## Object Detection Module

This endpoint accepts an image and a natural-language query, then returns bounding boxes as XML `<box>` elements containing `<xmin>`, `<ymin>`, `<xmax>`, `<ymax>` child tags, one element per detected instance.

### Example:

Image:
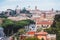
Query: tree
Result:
<box><xmin>0</xmin><ymin>11</ymin><xmax>7</xmax><ymax>18</ymax></box>
<box><xmin>2</xmin><ymin>19</ymin><xmax>35</xmax><ymax>36</ymax></box>
<box><xmin>45</xmin><ymin>14</ymin><xmax>60</xmax><ymax>40</ymax></box>
<box><xmin>2</xmin><ymin>19</ymin><xmax>14</xmax><ymax>36</ymax></box>
<box><xmin>18</xmin><ymin>29</ymin><xmax>25</xmax><ymax>35</ymax></box>
<box><xmin>24</xmin><ymin>19</ymin><xmax>35</xmax><ymax>24</ymax></box>
<box><xmin>54</xmin><ymin>14</ymin><xmax>60</xmax><ymax>21</ymax></box>
<box><xmin>20</xmin><ymin>7</ymin><xmax>27</xmax><ymax>13</ymax></box>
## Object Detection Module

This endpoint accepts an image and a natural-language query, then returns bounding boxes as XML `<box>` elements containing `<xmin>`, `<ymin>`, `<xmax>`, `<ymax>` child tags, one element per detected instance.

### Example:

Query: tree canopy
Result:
<box><xmin>45</xmin><ymin>14</ymin><xmax>60</xmax><ymax>40</ymax></box>
<box><xmin>2</xmin><ymin>19</ymin><xmax>35</xmax><ymax>36</ymax></box>
<box><xmin>25</xmin><ymin>37</ymin><xmax>39</xmax><ymax>40</ymax></box>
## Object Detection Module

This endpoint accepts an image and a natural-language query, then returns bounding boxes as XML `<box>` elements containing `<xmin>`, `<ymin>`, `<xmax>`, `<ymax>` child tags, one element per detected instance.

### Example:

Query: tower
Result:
<box><xmin>51</xmin><ymin>8</ymin><xmax>54</xmax><ymax>11</ymax></box>
<box><xmin>35</xmin><ymin>6</ymin><xmax>38</xmax><ymax>10</ymax></box>
<box><xmin>15</xmin><ymin>5</ymin><xmax>20</xmax><ymax>15</ymax></box>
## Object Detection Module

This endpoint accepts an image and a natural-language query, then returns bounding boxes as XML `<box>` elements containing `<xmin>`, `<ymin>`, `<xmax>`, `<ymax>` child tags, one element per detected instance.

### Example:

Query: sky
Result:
<box><xmin>0</xmin><ymin>0</ymin><xmax>60</xmax><ymax>11</ymax></box>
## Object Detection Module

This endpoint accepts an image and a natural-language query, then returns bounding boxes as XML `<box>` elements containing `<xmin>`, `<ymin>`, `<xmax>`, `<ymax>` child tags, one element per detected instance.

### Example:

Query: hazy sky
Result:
<box><xmin>0</xmin><ymin>0</ymin><xmax>60</xmax><ymax>11</ymax></box>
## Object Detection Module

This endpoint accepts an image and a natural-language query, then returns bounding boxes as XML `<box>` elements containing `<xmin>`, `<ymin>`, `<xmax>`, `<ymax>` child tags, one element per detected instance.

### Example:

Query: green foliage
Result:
<box><xmin>24</xmin><ymin>19</ymin><xmax>35</xmax><ymax>24</ymax></box>
<box><xmin>0</xmin><ymin>15</ymin><xmax>7</xmax><ymax>18</ymax></box>
<box><xmin>25</xmin><ymin>37</ymin><xmax>39</xmax><ymax>40</ymax></box>
<box><xmin>45</xmin><ymin>27</ymin><xmax>58</xmax><ymax>34</ymax></box>
<box><xmin>0</xmin><ymin>11</ymin><xmax>8</xmax><ymax>18</ymax></box>
<box><xmin>18</xmin><ymin>29</ymin><xmax>25</xmax><ymax>35</ymax></box>
<box><xmin>37</xmin><ymin>27</ymin><xmax>43</xmax><ymax>32</ymax></box>
<box><xmin>54</xmin><ymin>14</ymin><xmax>60</xmax><ymax>21</ymax></box>
<box><xmin>45</xmin><ymin>14</ymin><xmax>60</xmax><ymax>40</ymax></box>
<box><xmin>16</xmin><ymin>20</ymin><xmax>29</xmax><ymax>27</ymax></box>
<box><xmin>2</xmin><ymin>19</ymin><xmax>35</xmax><ymax>36</ymax></box>
<box><xmin>2</xmin><ymin>19</ymin><xmax>14</xmax><ymax>36</ymax></box>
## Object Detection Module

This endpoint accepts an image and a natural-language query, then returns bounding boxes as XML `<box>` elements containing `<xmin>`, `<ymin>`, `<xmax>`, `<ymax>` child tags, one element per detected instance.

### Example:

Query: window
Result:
<box><xmin>32</xmin><ymin>26</ymin><xmax>35</xmax><ymax>28</ymax></box>
<box><xmin>42</xmin><ymin>25</ymin><xmax>47</xmax><ymax>28</ymax></box>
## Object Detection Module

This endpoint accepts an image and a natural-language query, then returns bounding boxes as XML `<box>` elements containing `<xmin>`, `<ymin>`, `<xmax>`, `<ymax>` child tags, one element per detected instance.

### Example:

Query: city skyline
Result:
<box><xmin>0</xmin><ymin>0</ymin><xmax>60</xmax><ymax>11</ymax></box>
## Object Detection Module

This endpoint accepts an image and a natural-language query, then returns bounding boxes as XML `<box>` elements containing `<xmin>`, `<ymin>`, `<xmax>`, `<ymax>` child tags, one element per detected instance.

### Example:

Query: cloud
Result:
<box><xmin>0</xmin><ymin>0</ymin><xmax>60</xmax><ymax>11</ymax></box>
<box><xmin>0</xmin><ymin>5</ymin><xmax>16</xmax><ymax>11</ymax></box>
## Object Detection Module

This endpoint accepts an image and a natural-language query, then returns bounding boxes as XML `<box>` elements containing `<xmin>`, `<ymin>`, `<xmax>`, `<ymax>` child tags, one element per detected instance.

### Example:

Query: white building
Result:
<box><xmin>25</xmin><ymin>24</ymin><xmax>37</xmax><ymax>32</ymax></box>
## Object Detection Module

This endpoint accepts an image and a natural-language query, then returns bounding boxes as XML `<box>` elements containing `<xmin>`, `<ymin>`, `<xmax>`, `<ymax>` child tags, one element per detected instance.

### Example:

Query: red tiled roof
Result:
<box><xmin>27</xmin><ymin>31</ymin><xmax>35</xmax><ymax>35</ymax></box>
<box><xmin>27</xmin><ymin>31</ymin><xmax>48</xmax><ymax>36</ymax></box>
